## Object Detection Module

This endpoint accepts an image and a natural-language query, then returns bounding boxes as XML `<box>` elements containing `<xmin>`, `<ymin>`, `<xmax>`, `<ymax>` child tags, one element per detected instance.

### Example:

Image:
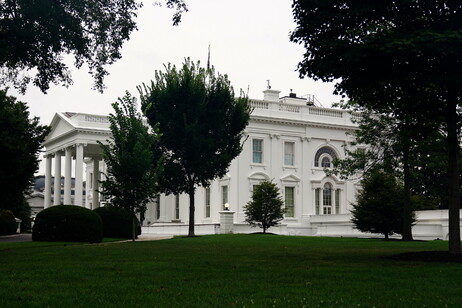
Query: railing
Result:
<box><xmin>279</xmin><ymin>104</ymin><xmax>300</xmax><ymax>113</ymax></box>
<box><xmin>249</xmin><ymin>99</ymin><xmax>269</xmax><ymax>110</ymax></box>
<box><xmin>84</xmin><ymin>115</ymin><xmax>109</xmax><ymax>123</ymax></box>
<box><xmin>250</xmin><ymin>99</ymin><xmax>353</xmax><ymax>122</ymax></box>
<box><xmin>309</xmin><ymin>108</ymin><xmax>343</xmax><ymax>118</ymax></box>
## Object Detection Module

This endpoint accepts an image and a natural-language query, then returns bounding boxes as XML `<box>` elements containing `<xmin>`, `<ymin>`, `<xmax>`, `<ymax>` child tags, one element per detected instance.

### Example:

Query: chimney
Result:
<box><xmin>263</xmin><ymin>89</ymin><xmax>281</xmax><ymax>102</ymax></box>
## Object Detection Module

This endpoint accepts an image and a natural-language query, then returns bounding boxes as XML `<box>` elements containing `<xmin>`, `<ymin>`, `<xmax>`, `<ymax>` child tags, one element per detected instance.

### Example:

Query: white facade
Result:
<box><xmin>42</xmin><ymin>89</ymin><xmax>461</xmax><ymax>239</ymax></box>
<box><xmin>143</xmin><ymin>89</ymin><xmax>360</xmax><ymax>229</ymax></box>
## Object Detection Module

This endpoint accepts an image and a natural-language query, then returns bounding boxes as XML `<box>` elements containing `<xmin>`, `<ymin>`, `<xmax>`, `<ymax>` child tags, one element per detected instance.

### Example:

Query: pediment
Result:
<box><xmin>44</xmin><ymin>113</ymin><xmax>76</xmax><ymax>145</ymax></box>
<box><xmin>280</xmin><ymin>174</ymin><xmax>301</xmax><ymax>183</ymax></box>
<box><xmin>248</xmin><ymin>171</ymin><xmax>270</xmax><ymax>180</ymax></box>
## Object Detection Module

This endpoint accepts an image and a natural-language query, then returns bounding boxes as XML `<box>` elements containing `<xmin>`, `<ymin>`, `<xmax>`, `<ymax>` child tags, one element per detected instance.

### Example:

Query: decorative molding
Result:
<box><xmin>270</xmin><ymin>133</ymin><xmax>280</xmax><ymax>139</ymax></box>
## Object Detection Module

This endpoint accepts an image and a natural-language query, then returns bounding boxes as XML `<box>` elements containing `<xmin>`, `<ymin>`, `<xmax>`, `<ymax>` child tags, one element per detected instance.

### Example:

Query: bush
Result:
<box><xmin>244</xmin><ymin>180</ymin><xmax>285</xmax><ymax>234</ymax></box>
<box><xmin>32</xmin><ymin>205</ymin><xmax>102</xmax><ymax>243</ymax></box>
<box><xmin>0</xmin><ymin>210</ymin><xmax>17</xmax><ymax>235</ymax></box>
<box><xmin>94</xmin><ymin>206</ymin><xmax>141</xmax><ymax>239</ymax></box>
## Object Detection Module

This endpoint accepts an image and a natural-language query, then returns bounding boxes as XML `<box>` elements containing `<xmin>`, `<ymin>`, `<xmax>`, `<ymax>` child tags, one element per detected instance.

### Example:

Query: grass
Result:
<box><xmin>0</xmin><ymin>235</ymin><xmax>460</xmax><ymax>307</ymax></box>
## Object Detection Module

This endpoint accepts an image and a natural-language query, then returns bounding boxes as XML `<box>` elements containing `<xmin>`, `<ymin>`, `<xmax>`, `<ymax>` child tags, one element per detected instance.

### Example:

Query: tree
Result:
<box><xmin>291</xmin><ymin>0</ymin><xmax>462</xmax><ymax>254</ymax></box>
<box><xmin>99</xmin><ymin>92</ymin><xmax>163</xmax><ymax>241</ymax></box>
<box><xmin>0</xmin><ymin>0</ymin><xmax>188</xmax><ymax>93</ymax></box>
<box><xmin>140</xmin><ymin>59</ymin><xmax>250</xmax><ymax>237</ymax></box>
<box><xmin>330</xmin><ymin>105</ymin><xmax>440</xmax><ymax>241</ymax></box>
<box><xmin>244</xmin><ymin>180</ymin><xmax>285</xmax><ymax>234</ymax></box>
<box><xmin>0</xmin><ymin>89</ymin><xmax>49</xmax><ymax>219</ymax></box>
<box><xmin>351</xmin><ymin>169</ymin><xmax>414</xmax><ymax>239</ymax></box>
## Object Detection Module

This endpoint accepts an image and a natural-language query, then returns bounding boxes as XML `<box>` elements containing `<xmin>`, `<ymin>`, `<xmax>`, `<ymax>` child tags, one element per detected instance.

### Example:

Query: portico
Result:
<box><xmin>42</xmin><ymin>112</ymin><xmax>111</xmax><ymax>209</ymax></box>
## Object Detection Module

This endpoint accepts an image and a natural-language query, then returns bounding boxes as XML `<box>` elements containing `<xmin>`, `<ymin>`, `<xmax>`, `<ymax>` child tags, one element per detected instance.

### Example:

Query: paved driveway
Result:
<box><xmin>0</xmin><ymin>234</ymin><xmax>32</xmax><ymax>242</ymax></box>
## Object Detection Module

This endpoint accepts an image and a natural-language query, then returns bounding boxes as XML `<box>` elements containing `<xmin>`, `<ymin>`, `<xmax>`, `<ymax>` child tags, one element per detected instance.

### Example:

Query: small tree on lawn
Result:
<box><xmin>99</xmin><ymin>92</ymin><xmax>163</xmax><ymax>241</ymax></box>
<box><xmin>351</xmin><ymin>169</ymin><xmax>414</xmax><ymax>239</ymax></box>
<box><xmin>244</xmin><ymin>180</ymin><xmax>284</xmax><ymax>234</ymax></box>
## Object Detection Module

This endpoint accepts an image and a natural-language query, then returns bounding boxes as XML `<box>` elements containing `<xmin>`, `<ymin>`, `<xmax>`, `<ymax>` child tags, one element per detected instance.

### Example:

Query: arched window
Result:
<box><xmin>323</xmin><ymin>183</ymin><xmax>332</xmax><ymax>215</ymax></box>
<box><xmin>314</xmin><ymin>146</ymin><xmax>337</xmax><ymax>167</ymax></box>
<box><xmin>321</xmin><ymin>156</ymin><xmax>331</xmax><ymax>168</ymax></box>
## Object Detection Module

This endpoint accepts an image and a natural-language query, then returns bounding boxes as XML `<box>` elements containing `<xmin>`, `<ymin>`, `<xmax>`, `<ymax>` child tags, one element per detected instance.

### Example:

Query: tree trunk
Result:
<box><xmin>384</xmin><ymin>232</ymin><xmax>389</xmax><ymax>240</ymax></box>
<box><xmin>132</xmin><ymin>216</ymin><xmax>136</xmax><ymax>242</ymax></box>
<box><xmin>188</xmin><ymin>183</ymin><xmax>196</xmax><ymax>237</ymax></box>
<box><xmin>446</xmin><ymin>94</ymin><xmax>461</xmax><ymax>254</ymax></box>
<box><xmin>402</xmin><ymin>137</ymin><xmax>413</xmax><ymax>241</ymax></box>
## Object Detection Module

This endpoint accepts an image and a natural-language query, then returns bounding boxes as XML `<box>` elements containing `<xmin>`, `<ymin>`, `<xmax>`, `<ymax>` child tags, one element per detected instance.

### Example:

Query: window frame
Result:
<box><xmin>284</xmin><ymin>186</ymin><xmax>295</xmax><ymax>218</ymax></box>
<box><xmin>252</xmin><ymin>138</ymin><xmax>264</xmax><ymax>164</ymax></box>
<box><xmin>284</xmin><ymin>141</ymin><xmax>295</xmax><ymax>166</ymax></box>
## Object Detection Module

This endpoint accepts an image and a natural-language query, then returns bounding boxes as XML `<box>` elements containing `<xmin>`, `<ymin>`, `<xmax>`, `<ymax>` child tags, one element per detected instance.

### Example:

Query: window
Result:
<box><xmin>335</xmin><ymin>189</ymin><xmax>341</xmax><ymax>214</ymax></box>
<box><xmin>323</xmin><ymin>183</ymin><xmax>332</xmax><ymax>215</ymax></box>
<box><xmin>285</xmin><ymin>187</ymin><xmax>295</xmax><ymax>217</ymax></box>
<box><xmin>321</xmin><ymin>156</ymin><xmax>331</xmax><ymax>168</ymax></box>
<box><xmin>284</xmin><ymin>142</ymin><xmax>295</xmax><ymax>166</ymax></box>
<box><xmin>205</xmin><ymin>187</ymin><xmax>211</xmax><ymax>218</ymax></box>
<box><xmin>252</xmin><ymin>139</ymin><xmax>263</xmax><ymax>164</ymax></box>
<box><xmin>222</xmin><ymin>185</ymin><xmax>228</xmax><ymax>210</ymax></box>
<box><xmin>315</xmin><ymin>188</ymin><xmax>321</xmax><ymax>215</ymax></box>
<box><xmin>314</xmin><ymin>146</ymin><xmax>337</xmax><ymax>167</ymax></box>
<box><xmin>175</xmin><ymin>195</ymin><xmax>180</xmax><ymax>220</ymax></box>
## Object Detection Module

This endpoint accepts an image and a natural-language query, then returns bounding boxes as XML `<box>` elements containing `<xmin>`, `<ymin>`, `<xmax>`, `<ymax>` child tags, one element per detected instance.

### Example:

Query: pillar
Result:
<box><xmin>53</xmin><ymin>151</ymin><xmax>62</xmax><ymax>205</ymax></box>
<box><xmin>74</xmin><ymin>144</ymin><xmax>84</xmax><ymax>206</ymax></box>
<box><xmin>44</xmin><ymin>154</ymin><xmax>53</xmax><ymax>209</ymax></box>
<box><xmin>92</xmin><ymin>157</ymin><xmax>100</xmax><ymax>209</ymax></box>
<box><xmin>219</xmin><ymin>210</ymin><xmax>235</xmax><ymax>234</ymax></box>
<box><xmin>64</xmin><ymin>147</ymin><xmax>72</xmax><ymax>204</ymax></box>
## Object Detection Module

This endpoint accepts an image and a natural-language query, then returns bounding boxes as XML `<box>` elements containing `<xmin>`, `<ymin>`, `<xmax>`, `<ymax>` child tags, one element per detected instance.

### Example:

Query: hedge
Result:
<box><xmin>0</xmin><ymin>210</ymin><xmax>17</xmax><ymax>235</ymax></box>
<box><xmin>32</xmin><ymin>205</ymin><xmax>102</xmax><ymax>243</ymax></box>
<box><xmin>94</xmin><ymin>206</ymin><xmax>141</xmax><ymax>239</ymax></box>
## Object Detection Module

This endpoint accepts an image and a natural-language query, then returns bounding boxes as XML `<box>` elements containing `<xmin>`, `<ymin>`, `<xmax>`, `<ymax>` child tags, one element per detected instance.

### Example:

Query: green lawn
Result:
<box><xmin>0</xmin><ymin>235</ymin><xmax>460</xmax><ymax>307</ymax></box>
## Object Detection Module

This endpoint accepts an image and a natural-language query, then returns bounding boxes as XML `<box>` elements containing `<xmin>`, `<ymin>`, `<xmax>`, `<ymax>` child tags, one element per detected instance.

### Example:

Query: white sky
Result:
<box><xmin>10</xmin><ymin>0</ymin><xmax>341</xmax><ymax>126</ymax></box>
<box><xmin>10</xmin><ymin>0</ymin><xmax>343</xmax><ymax>175</ymax></box>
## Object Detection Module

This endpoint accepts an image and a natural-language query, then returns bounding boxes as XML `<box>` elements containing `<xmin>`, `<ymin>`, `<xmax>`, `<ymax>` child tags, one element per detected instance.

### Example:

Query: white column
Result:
<box><xmin>53</xmin><ymin>151</ymin><xmax>62</xmax><ymax>205</ymax></box>
<box><xmin>92</xmin><ymin>157</ymin><xmax>100</xmax><ymax>209</ymax></box>
<box><xmin>64</xmin><ymin>147</ymin><xmax>72</xmax><ymax>204</ymax></box>
<box><xmin>44</xmin><ymin>154</ymin><xmax>53</xmax><ymax>209</ymax></box>
<box><xmin>74</xmin><ymin>144</ymin><xmax>84</xmax><ymax>206</ymax></box>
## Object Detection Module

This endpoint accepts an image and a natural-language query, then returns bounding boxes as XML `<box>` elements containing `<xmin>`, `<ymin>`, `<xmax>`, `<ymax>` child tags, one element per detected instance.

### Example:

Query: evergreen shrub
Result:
<box><xmin>94</xmin><ymin>206</ymin><xmax>140</xmax><ymax>239</ymax></box>
<box><xmin>32</xmin><ymin>205</ymin><xmax>102</xmax><ymax>243</ymax></box>
<box><xmin>0</xmin><ymin>210</ymin><xmax>17</xmax><ymax>235</ymax></box>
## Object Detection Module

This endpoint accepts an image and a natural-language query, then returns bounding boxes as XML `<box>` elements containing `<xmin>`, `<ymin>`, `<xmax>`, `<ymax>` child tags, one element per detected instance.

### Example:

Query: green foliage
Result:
<box><xmin>140</xmin><ymin>58</ymin><xmax>251</xmax><ymax>236</ymax></box>
<box><xmin>291</xmin><ymin>0</ymin><xmax>462</xmax><ymax>252</ymax></box>
<box><xmin>32</xmin><ymin>205</ymin><xmax>102</xmax><ymax>243</ymax></box>
<box><xmin>14</xmin><ymin>197</ymin><xmax>32</xmax><ymax>233</ymax></box>
<box><xmin>0</xmin><ymin>0</ymin><xmax>188</xmax><ymax>93</ymax></box>
<box><xmin>0</xmin><ymin>209</ymin><xmax>17</xmax><ymax>235</ymax></box>
<box><xmin>94</xmin><ymin>206</ymin><xmax>140</xmax><ymax>239</ymax></box>
<box><xmin>99</xmin><ymin>92</ymin><xmax>162</xmax><ymax>241</ymax></box>
<box><xmin>244</xmin><ymin>181</ymin><xmax>284</xmax><ymax>233</ymax></box>
<box><xmin>351</xmin><ymin>170</ymin><xmax>415</xmax><ymax>239</ymax></box>
<box><xmin>0</xmin><ymin>90</ymin><xmax>49</xmax><ymax>218</ymax></box>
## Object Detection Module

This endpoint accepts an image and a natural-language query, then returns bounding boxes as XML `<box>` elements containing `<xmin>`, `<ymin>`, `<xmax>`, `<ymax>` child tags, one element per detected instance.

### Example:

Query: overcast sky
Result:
<box><xmin>10</xmin><ymin>0</ymin><xmax>341</xmax><ymax>127</ymax></box>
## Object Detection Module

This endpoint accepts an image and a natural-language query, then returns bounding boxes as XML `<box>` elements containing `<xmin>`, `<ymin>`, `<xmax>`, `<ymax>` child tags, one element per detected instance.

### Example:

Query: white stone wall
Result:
<box><xmin>150</xmin><ymin>90</ymin><xmax>359</xmax><ymax>228</ymax></box>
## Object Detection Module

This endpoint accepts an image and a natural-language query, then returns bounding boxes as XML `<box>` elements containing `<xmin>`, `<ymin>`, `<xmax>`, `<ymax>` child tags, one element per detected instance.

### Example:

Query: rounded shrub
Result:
<box><xmin>0</xmin><ymin>210</ymin><xmax>17</xmax><ymax>235</ymax></box>
<box><xmin>32</xmin><ymin>205</ymin><xmax>102</xmax><ymax>243</ymax></box>
<box><xmin>94</xmin><ymin>206</ymin><xmax>140</xmax><ymax>239</ymax></box>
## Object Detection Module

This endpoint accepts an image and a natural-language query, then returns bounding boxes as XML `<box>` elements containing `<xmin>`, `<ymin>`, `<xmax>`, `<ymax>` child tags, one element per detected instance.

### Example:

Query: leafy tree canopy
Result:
<box><xmin>140</xmin><ymin>58</ymin><xmax>250</xmax><ymax>236</ymax></box>
<box><xmin>0</xmin><ymin>0</ymin><xmax>188</xmax><ymax>93</ymax></box>
<box><xmin>99</xmin><ymin>92</ymin><xmax>163</xmax><ymax>240</ymax></box>
<box><xmin>291</xmin><ymin>0</ymin><xmax>462</xmax><ymax>252</ymax></box>
<box><xmin>0</xmin><ymin>89</ymin><xmax>49</xmax><ymax>215</ymax></box>
<box><xmin>351</xmin><ymin>169</ymin><xmax>415</xmax><ymax>239</ymax></box>
<box><xmin>244</xmin><ymin>180</ymin><xmax>285</xmax><ymax>234</ymax></box>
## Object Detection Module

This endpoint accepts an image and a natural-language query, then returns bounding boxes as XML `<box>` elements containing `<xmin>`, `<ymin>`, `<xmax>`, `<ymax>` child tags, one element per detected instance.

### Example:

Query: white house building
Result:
<box><xmin>42</xmin><ymin>88</ymin><xmax>460</xmax><ymax>240</ymax></box>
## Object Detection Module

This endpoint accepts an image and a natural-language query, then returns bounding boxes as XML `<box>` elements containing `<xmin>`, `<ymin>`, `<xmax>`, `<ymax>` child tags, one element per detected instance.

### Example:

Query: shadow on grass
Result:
<box><xmin>386</xmin><ymin>251</ymin><xmax>462</xmax><ymax>263</ymax></box>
